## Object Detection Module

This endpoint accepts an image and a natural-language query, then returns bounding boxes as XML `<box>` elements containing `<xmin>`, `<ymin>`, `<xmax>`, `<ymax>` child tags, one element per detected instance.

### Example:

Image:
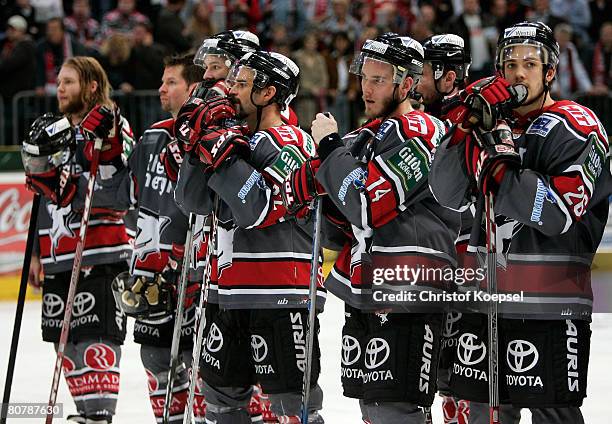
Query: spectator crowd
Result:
<box><xmin>0</xmin><ymin>0</ymin><xmax>611</xmax><ymax>142</ymax></box>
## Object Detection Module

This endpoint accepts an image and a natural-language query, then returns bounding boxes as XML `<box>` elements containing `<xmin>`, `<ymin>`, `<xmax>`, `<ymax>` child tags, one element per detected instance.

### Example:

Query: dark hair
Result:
<box><xmin>46</xmin><ymin>17</ymin><xmax>65</xmax><ymax>32</ymax></box>
<box><xmin>164</xmin><ymin>54</ymin><xmax>204</xmax><ymax>85</ymax></box>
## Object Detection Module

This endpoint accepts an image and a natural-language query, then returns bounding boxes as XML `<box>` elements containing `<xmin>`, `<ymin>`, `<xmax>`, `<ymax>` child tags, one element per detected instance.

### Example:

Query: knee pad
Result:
<box><xmin>203</xmin><ymin>383</ymin><xmax>252</xmax><ymax>424</ymax></box>
<box><xmin>363</xmin><ymin>401</ymin><xmax>423</xmax><ymax>424</ymax></box>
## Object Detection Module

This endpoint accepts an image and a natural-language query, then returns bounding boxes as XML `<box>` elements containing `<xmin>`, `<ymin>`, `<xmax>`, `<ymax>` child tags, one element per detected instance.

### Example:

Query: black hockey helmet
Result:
<box><xmin>227</xmin><ymin>50</ymin><xmax>300</xmax><ymax>110</ymax></box>
<box><xmin>194</xmin><ymin>30</ymin><xmax>260</xmax><ymax>69</ymax></box>
<box><xmin>21</xmin><ymin>113</ymin><xmax>75</xmax><ymax>175</ymax></box>
<box><xmin>496</xmin><ymin>21</ymin><xmax>559</xmax><ymax>72</ymax></box>
<box><xmin>422</xmin><ymin>34</ymin><xmax>471</xmax><ymax>85</ymax></box>
<box><xmin>350</xmin><ymin>32</ymin><xmax>425</xmax><ymax>84</ymax></box>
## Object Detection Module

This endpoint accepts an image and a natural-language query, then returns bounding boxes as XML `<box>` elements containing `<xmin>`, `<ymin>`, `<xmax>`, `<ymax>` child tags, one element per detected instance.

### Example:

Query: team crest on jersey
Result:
<box><xmin>134</xmin><ymin>209</ymin><xmax>171</xmax><ymax>262</ymax></box>
<box><xmin>47</xmin><ymin>203</ymin><xmax>76</xmax><ymax>261</ymax></box>
<box><xmin>526</xmin><ymin>115</ymin><xmax>559</xmax><ymax>137</ymax></box>
<box><xmin>375</xmin><ymin>120</ymin><xmax>395</xmax><ymax>141</ymax></box>
<box><xmin>249</xmin><ymin>133</ymin><xmax>266</xmax><ymax>151</ymax></box>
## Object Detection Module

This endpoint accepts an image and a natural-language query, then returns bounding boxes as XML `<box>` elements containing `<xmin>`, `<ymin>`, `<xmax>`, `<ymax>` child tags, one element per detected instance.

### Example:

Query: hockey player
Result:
<box><xmin>428</xmin><ymin>21</ymin><xmax>612</xmax><ymax>424</ymax></box>
<box><xmin>285</xmin><ymin>33</ymin><xmax>459</xmax><ymax>423</ymax></box>
<box><xmin>417</xmin><ymin>34</ymin><xmax>472</xmax><ymax>424</ymax></box>
<box><xmin>111</xmin><ymin>53</ymin><xmax>205</xmax><ymax>423</ymax></box>
<box><xmin>175</xmin><ymin>50</ymin><xmax>325</xmax><ymax>423</ymax></box>
<box><xmin>22</xmin><ymin>56</ymin><xmax>133</xmax><ymax>424</ymax></box>
<box><xmin>170</xmin><ymin>31</ymin><xmax>280</xmax><ymax>423</ymax></box>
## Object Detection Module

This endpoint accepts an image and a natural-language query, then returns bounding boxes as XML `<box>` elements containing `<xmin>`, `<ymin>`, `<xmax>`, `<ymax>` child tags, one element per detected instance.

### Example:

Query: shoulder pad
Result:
<box><xmin>150</xmin><ymin>118</ymin><xmax>175</xmax><ymax>133</ymax></box>
<box><xmin>249</xmin><ymin>131</ymin><xmax>271</xmax><ymax>151</ymax></box>
<box><xmin>548</xmin><ymin>100</ymin><xmax>607</xmax><ymax>140</ymax></box>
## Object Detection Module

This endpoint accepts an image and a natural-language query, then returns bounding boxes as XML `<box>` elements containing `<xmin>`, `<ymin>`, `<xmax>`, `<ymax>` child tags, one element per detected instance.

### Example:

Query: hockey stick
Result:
<box><xmin>46</xmin><ymin>137</ymin><xmax>104</xmax><ymax>423</ymax></box>
<box><xmin>183</xmin><ymin>199</ymin><xmax>219</xmax><ymax>424</ymax></box>
<box><xmin>1</xmin><ymin>194</ymin><xmax>40</xmax><ymax>424</ymax></box>
<box><xmin>162</xmin><ymin>213</ymin><xmax>196</xmax><ymax>424</ymax></box>
<box><xmin>485</xmin><ymin>189</ymin><xmax>500</xmax><ymax>424</ymax></box>
<box><xmin>300</xmin><ymin>198</ymin><xmax>323</xmax><ymax>423</ymax></box>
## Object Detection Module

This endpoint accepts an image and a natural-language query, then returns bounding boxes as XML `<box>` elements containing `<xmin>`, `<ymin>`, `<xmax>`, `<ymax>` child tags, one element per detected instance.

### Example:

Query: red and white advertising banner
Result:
<box><xmin>0</xmin><ymin>173</ymin><xmax>32</xmax><ymax>274</ymax></box>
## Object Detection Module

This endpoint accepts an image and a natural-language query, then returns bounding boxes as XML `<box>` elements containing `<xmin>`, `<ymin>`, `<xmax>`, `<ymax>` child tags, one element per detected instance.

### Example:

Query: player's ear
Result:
<box><xmin>264</xmin><ymin>85</ymin><xmax>277</xmax><ymax>102</ymax></box>
<box><xmin>402</xmin><ymin>76</ymin><xmax>414</xmax><ymax>96</ymax></box>
<box><xmin>545</xmin><ymin>66</ymin><xmax>556</xmax><ymax>85</ymax></box>
<box><xmin>445</xmin><ymin>70</ymin><xmax>456</xmax><ymax>85</ymax></box>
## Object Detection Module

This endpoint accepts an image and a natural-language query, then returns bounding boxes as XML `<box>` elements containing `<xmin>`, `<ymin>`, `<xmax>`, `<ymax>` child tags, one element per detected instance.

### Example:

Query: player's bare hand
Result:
<box><xmin>28</xmin><ymin>254</ymin><xmax>43</xmax><ymax>290</ymax></box>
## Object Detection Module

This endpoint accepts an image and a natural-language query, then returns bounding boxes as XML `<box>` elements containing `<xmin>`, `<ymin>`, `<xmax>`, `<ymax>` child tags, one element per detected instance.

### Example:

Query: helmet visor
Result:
<box><xmin>21</xmin><ymin>146</ymin><xmax>72</xmax><ymax>175</ymax></box>
<box><xmin>350</xmin><ymin>53</ymin><xmax>406</xmax><ymax>84</ymax></box>
<box><xmin>194</xmin><ymin>41</ymin><xmax>234</xmax><ymax>69</ymax></box>
<box><xmin>226</xmin><ymin>64</ymin><xmax>267</xmax><ymax>90</ymax></box>
<box><xmin>498</xmin><ymin>40</ymin><xmax>554</xmax><ymax>69</ymax></box>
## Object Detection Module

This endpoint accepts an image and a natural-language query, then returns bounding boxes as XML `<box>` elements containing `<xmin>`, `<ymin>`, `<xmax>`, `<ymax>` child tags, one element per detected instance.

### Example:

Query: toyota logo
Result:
<box><xmin>443</xmin><ymin>311</ymin><xmax>462</xmax><ymax>338</ymax></box>
<box><xmin>206</xmin><ymin>323</ymin><xmax>224</xmax><ymax>353</ymax></box>
<box><xmin>364</xmin><ymin>338</ymin><xmax>390</xmax><ymax>370</ymax></box>
<box><xmin>457</xmin><ymin>333</ymin><xmax>486</xmax><ymax>366</ymax></box>
<box><xmin>506</xmin><ymin>340</ymin><xmax>539</xmax><ymax>373</ymax></box>
<box><xmin>43</xmin><ymin>293</ymin><xmax>64</xmax><ymax>318</ymax></box>
<box><xmin>251</xmin><ymin>335</ymin><xmax>268</xmax><ymax>363</ymax></box>
<box><xmin>341</xmin><ymin>335</ymin><xmax>361</xmax><ymax>366</ymax></box>
<box><xmin>72</xmin><ymin>292</ymin><xmax>96</xmax><ymax>317</ymax></box>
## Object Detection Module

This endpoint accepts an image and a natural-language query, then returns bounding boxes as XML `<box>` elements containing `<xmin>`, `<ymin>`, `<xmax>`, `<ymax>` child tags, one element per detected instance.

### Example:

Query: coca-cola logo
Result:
<box><xmin>0</xmin><ymin>188</ymin><xmax>31</xmax><ymax>235</ymax></box>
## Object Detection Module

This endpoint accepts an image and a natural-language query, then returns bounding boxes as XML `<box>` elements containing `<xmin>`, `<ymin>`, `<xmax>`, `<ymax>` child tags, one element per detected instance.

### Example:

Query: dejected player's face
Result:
<box><xmin>416</xmin><ymin>62</ymin><xmax>438</xmax><ymax>106</ymax></box>
<box><xmin>159</xmin><ymin>65</ymin><xmax>191</xmax><ymax>117</ymax></box>
<box><xmin>57</xmin><ymin>65</ymin><xmax>84</xmax><ymax>115</ymax></box>
<box><xmin>202</xmin><ymin>55</ymin><xmax>231</xmax><ymax>80</ymax></box>
<box><xmin>360</xmin><ymin>58</ymin><xmax>396</xmax><ymax>119</ymax></box>
<box><xmin>502</xmin><ymin>45</ymin><xmax>552</xmax><ymax>107</ymax></box>
<box><xmin>228</xmin><ymin>67</ymin><xmax>257</xmax><ymax>120</ymax></box>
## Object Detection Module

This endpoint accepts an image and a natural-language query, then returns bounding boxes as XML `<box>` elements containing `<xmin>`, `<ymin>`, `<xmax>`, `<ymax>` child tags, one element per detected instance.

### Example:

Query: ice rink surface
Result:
<box><xmin>1</xmin><ymin>293</ymin><xmax>610</xmax><ymax>423</ymax></box>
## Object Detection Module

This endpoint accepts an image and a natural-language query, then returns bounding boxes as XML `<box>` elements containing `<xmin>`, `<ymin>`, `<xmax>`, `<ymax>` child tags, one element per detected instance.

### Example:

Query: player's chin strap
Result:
<box><xmin>250</xmin><ymin>89</ymin><xmax>276</xmax><ymax>134</ymax></box>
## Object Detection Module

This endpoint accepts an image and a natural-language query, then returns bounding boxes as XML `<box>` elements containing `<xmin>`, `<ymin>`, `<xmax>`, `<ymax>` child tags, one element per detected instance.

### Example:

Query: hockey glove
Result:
<box><xmin>190</xmin><ymin>96</ymin><xmax>237</xmax><ymax>129</ymax></box>
<box><xmin>160</xmin><ymin>140</ymin><xmax>184</xmax><ymax>182</ymax></box>
<box><xmin>112</xmin><ymin>272</ymin><xmax>174</xmax><ymax>319</ymax></box>
<box><xmin>26</xmin><ymin>172</ymin><xmax>77</xmax><ymax>207</ymax></box>
<box><xmin>466</xmin><ymin>121</ymin><xmax>520</xmax><ymax>194</ymax></box>
<box><xmin>454</xmin><ymin>76</ymin><xmax>525</xmax><ymax>131</ymax></box>
<box><xmin>175</xmin><ymin>96</ymin><xmax>205</xmax><ymax>152</ymax></box>
<box><xmin>282</xmin><ymin>158</ymin><xmax>326</xmax><ymax>215</ymax></box>
<box><xmin>196</xmin><ymin>125</ymin><xmax>250</xmax><ymax>169</ymax></box>
<box><xmin>82</xmin><ymin>105</ymin><xmax>123</xmax><ymax>162</ymax></box>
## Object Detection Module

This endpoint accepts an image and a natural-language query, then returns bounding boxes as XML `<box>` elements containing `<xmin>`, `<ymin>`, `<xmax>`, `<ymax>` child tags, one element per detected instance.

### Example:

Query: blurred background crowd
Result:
<box><xmin>0</xmin><ymin>0</ymin><xmax>611</xmax><ymax>144</ymax></box>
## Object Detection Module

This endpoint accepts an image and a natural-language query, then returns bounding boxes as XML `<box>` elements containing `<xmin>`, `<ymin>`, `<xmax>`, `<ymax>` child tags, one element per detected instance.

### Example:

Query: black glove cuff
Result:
<box><xmin>318</xmin><ymin>133</ymin><xmax>344</xmax><ymax>162</ymax></box>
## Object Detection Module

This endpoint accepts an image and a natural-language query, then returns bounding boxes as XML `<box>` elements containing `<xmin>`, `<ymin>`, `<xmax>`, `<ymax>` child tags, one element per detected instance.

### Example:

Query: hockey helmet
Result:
<box><xmin>227</xmin><ymin>50</ymin><xmax>300</xmax><ymax>110</ymax></box>
<box><xmin>350</xmin><ymin>32</ymin><xmax>425</xmax><ymax>84</ymax></box>
<box><xmin>194</xmin><ymin>30</ymin><xmax>260</xmax><ymax>70</ymax></box>
<box><xmin>496</xmin><ymin>21</ymin><xmax>559</xmax><ymax>72</ymax></box>
<box><xmin>21</xmin><ymin>113</ymin><xmax>75</xmax><ymax>175</ymax></box>
<box><xmin>422</xmin><ymin>34</ymin><xmax>471</xmax><ymax>85</ymax></box>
